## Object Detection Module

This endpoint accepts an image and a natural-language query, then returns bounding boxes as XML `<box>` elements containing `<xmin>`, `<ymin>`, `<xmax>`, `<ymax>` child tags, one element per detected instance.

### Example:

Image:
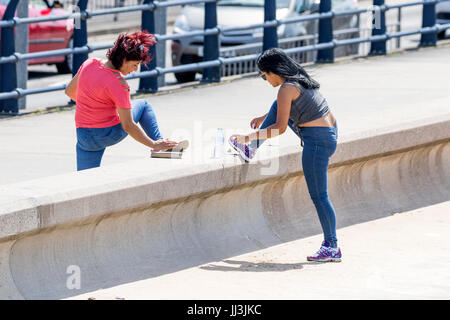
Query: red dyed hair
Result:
<box><xmin>107</xmin><ymin>30</ymin><xmax>157</xmax><ymax>70</ymax></box>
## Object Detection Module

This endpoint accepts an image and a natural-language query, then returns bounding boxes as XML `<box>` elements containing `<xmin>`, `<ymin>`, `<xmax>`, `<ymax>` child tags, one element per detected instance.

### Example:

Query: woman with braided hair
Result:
<box><xmin>66</xmin><ymin>31</ymin><xmax>181</xmax><ymax>171</ymax></box>
<box><xmin>229</xmin><ymin>48</ymin><xmax>341</xmax><ymax>262</ymax></box>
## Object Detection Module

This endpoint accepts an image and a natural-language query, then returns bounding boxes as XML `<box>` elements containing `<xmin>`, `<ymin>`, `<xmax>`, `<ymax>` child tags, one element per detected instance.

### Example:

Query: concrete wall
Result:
<box><xmin>0</xmin><ymin>115</ymin><xmax>449</xmax><ymax>299</ymax></box>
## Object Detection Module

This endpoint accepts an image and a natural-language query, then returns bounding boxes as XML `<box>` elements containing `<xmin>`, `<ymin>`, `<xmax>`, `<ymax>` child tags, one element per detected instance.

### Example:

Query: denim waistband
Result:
<box><xmin>299</xmin><ymin>122</ymin><xmax>337</xmax><ymax>132</ymax></box>
<box><xmin>297</xmin><ymin>122</ymin><xmax>338</xmax><ymax>146</ymax></box>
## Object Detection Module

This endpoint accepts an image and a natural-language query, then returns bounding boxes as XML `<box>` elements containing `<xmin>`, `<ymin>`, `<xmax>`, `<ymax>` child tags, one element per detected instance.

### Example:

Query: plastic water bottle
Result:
<box><xmin>213</xmin><ymin>128</ymin><xmax>225</xmax><ymax>158</ymax></box>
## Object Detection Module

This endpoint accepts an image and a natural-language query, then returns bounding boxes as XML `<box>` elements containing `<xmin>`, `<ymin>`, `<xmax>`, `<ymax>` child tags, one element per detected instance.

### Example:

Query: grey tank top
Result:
<box><xmin>284</xmin><ymin>81</ymin><xmax>330</xmax><ymax>127</ymax></box>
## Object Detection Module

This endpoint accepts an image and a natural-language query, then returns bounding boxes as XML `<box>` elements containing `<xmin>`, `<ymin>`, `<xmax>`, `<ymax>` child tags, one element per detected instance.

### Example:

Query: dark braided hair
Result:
<box><xmin>257</xmin><ymin>48</ymin><xmax>320</xmax><ymax>89</ymax></box>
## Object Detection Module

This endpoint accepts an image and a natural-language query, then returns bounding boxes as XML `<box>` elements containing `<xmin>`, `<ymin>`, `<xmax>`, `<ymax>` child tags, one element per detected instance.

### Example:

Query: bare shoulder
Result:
<box><xmin>279</xmin><ymin>82</ymin><xmax>301</xmax><ymax>99</ymax></box>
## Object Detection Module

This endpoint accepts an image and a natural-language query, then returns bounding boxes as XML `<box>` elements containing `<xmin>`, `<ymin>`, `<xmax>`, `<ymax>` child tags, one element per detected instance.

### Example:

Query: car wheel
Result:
<box><xmin>174</xmin><ymin>54</ymin><xmax>200</xmax><ymax>83</ymax></box>
<box><xmin>437</xmin><ymin>30</ymin><xmax>446</xmax><ymax>40</ymax></box>
<box><xmin>346</xmin><ymin>31</ymin><xmax>360</xmax><ymax>56</ymax></box>
<box><xmin>56</xmin><ymin>37</ymin><xmax>73</xmax><ymax>74</ymax></box>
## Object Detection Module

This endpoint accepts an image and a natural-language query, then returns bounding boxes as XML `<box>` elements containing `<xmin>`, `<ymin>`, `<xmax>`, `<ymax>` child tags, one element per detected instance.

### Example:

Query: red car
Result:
<box><xmin>0</xmin><ymin>0</ymin><xmax>74</xmax><ymax>73</ymax></box>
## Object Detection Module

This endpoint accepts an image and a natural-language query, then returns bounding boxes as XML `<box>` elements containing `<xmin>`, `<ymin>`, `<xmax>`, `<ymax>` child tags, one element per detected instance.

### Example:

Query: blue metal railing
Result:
<box><xmin>1</xmin><ymin>0</ymin><xmax>450</xmax><ymax>114</ymax></box>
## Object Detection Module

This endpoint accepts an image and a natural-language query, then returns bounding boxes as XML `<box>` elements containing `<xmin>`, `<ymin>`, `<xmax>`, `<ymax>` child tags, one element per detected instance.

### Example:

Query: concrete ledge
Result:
<box><xmin>0</xmin><ymin>114</ymin><xmax>449</xmax><ymax>299</ymax></box>
<box><xmin>0</xmin><ymin>114</ymin><xmax>449</xmax><ymax>242</ymax></box>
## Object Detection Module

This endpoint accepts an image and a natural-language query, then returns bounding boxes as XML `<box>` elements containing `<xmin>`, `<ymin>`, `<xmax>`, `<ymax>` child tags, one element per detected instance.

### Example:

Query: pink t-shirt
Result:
<box><xmin>75</xmin><ymin>58</ymin><xmax>132</xmax><ymax>128</ymax></box>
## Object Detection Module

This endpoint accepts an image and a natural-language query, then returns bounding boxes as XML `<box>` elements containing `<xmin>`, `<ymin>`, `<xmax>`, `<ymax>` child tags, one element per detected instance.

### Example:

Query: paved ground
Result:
<box><xmin>1</xmin><ymin>43</ymin><xmax>449</xmax><ymax>186</ymax></box>
<box><xmin>17</xmin><ymin>0</ymin><xmax>439</xmax><ymax>112</ymax></box>
<box><xmin>67</xmin><ymin>200</ymin><xmax>450</xmax><ymax>300</ymax></box>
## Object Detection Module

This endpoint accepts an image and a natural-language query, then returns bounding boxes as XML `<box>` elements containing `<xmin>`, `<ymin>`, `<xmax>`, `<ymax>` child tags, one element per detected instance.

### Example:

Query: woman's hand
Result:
<box><xmin>152</xmin><ymin>139</ymin><xmax>178</xmax><ymax>151</ymax></box>
<box><xmin>250</xmin><ymin>116</ymin><xmax>265</xmax><ymax>129</ymax></box>
<box><xmin>230</xmin><ymin>134</ymin><xmax>250</xmax><ymax>144</ymax></box>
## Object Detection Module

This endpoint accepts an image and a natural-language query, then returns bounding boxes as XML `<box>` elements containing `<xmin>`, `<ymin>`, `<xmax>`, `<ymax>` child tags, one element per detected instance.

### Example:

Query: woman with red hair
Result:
<box><xmin>66</xmin><ymin>31</ymin><xmax>180</xmax><ymax>171</ymax></box>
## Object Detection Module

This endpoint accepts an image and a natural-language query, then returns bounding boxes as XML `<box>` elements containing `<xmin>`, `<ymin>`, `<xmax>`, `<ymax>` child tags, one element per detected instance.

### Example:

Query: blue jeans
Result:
<box><xmin>252</xmin><ymin>100</ymin><xmax>339</xmax><ymax>248</ymax></box>
<box><xmin>76</xmin><ymin>99</ymin><xmax>163</xmax><ymax>171</ymax></box>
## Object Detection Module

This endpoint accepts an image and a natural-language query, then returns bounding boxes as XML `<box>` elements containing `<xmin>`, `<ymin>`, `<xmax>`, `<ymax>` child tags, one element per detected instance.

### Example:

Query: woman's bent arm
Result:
<box><xmin>117</xmin><ymin>107</ymin><xmax>177</xmax><ymax>151</ymax></box>
<box><xmin>248</xmin><ymin>85</ymin><xmax>297</xmax><ymax>141</ymax></box>
<box><xmin>64</xmin><ymin>72</ymin><xmax>79</xmax><ymax>101</ymax></box>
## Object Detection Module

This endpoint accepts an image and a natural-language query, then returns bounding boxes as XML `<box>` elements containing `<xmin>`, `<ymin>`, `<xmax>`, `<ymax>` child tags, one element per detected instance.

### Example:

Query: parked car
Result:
<box><xmin>171</xmin><ymin>0</ymin><xmax>359</xmax><ymax>83</ymax></box>
<box><xmin>436</xmin><ymin>0</ymin><xmax>450</xmax><ymax>39</ymax></box>
<box><xmin>0</xmin><ymin>0</ymin><xmax>74</xmax><ymax>74</ymax></box>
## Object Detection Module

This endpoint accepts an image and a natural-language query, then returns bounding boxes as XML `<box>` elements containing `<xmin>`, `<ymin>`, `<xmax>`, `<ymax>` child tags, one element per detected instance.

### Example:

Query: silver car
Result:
<box><xmin>437</xmin><ymin>0</ymin><xmax>450</xmax><ymax>39</ymax></box>
<box><xmin>171</xmin><ymin>0</ymin><xmax>359</xmax><ymax>82</ymax></box>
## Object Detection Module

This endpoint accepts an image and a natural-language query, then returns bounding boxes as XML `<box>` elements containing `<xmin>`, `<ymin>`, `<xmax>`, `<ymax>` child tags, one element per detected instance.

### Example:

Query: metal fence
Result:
<box><xmin>60</xmin><ymin>0</ymin><xmax>142</xmax><ymax>10</ymax></box>
<box><xmin>217</xmin><ymin>11</ymin><xmax>403</xmax><ymax>77</ymax></box>
<box><xmin>1</xmin><ymin>0</ymin><xmax>450</xmax><ymax>115</ymax></box>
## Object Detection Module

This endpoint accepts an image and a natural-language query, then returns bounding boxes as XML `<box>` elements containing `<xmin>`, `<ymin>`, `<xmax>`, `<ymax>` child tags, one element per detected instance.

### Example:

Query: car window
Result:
<box><xmin>0</xmin><ymin>0</ymin><xmax>50</xmax><ymax>8</ymax></box>
<box><xmin>217</xmin><ymin>0</ymin><xmax>292</xmax><ymax>9</ymax></box>
<box><xmin>306</xmin><ymin>0</ymin><xmax>351</xmax><ymax>11</ymax></box>
<box><xmin>29</xmin><ymin>0</ymin><xmax>49</xmax><ymax>9</ymax></box>
<box><xmin>295</xmin><ymin>0</ymin><xmax>308</xmax><ymax>12</ymax></box>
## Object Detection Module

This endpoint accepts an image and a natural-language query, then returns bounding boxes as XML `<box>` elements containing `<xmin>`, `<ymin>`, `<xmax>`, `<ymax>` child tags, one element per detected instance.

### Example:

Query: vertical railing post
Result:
<box><xmin>263</xmin><ymin>0</ymin><xmax>278</xmax><ymax>51</ymax></box>
<box><xmin>420</xmin><ymin>0</ymin><xmax>437</xmax><ymax>47</ymax></box>
<box><xmin>114</xmin><ymin>0</ymin><xmax>126</xmax><ymax>21</ymax></box>
<box><xmin>139</xmin><ymin>0</ymin><xmax>158</xmax><ymax>93</ymax></box>
<box><xmin>72</xmin><ymin>0</ymin><xmax>89</xmax><ymax>76</ymax></box>
<box><xmin>397</xmin><ymin>7</ymin><xmax>402</xmax><ymax>49</ymax></box>
<box><xmin>202</xmin><ymin>0</ymin><xmax>220</xmax><ymax>83</ymax></box>
<box><xmin>155</xmin><ymin>0</ymin><xmax>167</xmax><ymax>88</ymax></box>
<box><xmin>316</xmin><ymin>0</ymin><xmax>334</xmax><ymax>63</ymax></box>
<box><xmin>369</xmin><ymin>0</ymin><xmax>387</xmax><ymax>55</ymax></box>
<box><xmin>0</xmin><ymin>0</ymin><xmax>20</xmax><ymax>114</ymax></box>
<box><xmin>17</xmin><ymin>0</ymin><xmax>29</xmax><ymax>111</ymax></box>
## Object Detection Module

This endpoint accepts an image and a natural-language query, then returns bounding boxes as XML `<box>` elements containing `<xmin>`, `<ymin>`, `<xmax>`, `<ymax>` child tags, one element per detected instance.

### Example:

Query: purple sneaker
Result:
<box><xmin>228</xmin><ymin>137</ymin><xmax>257</xmax><ymax>162</ymax></box>
<box><xmin>307</xmin><ymin>241</ymin><xmax>342</xmax><ymax>262</ymax></box>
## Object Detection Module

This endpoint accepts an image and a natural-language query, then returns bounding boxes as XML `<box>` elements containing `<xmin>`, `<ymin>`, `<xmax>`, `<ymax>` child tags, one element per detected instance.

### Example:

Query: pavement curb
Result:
<box><xmin>1</xmin><ymin>114</ymin><xmax>449</xmax><ymax>242</ymax></box>
<box><xmin>0</xmin><ymin>115</ymin><xmax>449</xmax><ymax>299</ymax></box>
